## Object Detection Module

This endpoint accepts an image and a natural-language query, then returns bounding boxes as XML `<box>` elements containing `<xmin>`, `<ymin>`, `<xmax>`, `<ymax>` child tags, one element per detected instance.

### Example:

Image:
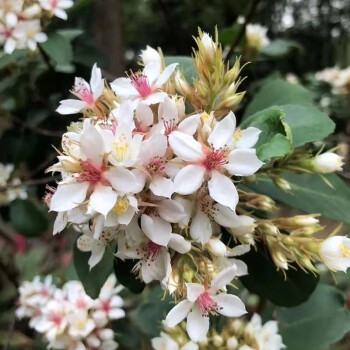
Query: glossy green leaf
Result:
<box><xmin>10</xmin><ymin>199</ymin><xmax>48</xmax><ymax>238</ymax></box>
<box><xmin>246</xmin><ymin>174</ymin><xmax>350</xmax><ymax>226</ymax></box>
<box><xmin>114</xmin><ymin>257</ymin><xmax>145</xmax><ymax>294</ymax></box>
<box><xmin>243</xmin><ymin>78</ymin><xmax>314</xmax><ymax>118</ymax></box>
<box><xmin>0</xmin><ymin>50</ymin><xmax>27</xmax><ymax>70</ymax></box>
<box><xmin>164</xmin><ymin>56</ymin><xmax>197</xmax><ymax>83</ymax></box>
<box><xmin>73</xmin><ymin>243</ymin><xmax>113</xmax><ymax>299</ymax></box>
<box><xmin>277</xmin><ymin>284</ymin><xmax>350</xmax><ymax>350</ymax></box>
<box><xmin>240</xmin><ymin>244</ymin><xmax>319</xmax><ymax>307</ymax></box>
<box><xmin>261</xmin><ymin>39</ymin><xmax>302</xmax><ymax>58</ymax></box>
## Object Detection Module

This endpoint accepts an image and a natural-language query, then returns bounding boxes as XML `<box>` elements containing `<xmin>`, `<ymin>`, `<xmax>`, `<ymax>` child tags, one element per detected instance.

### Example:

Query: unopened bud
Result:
<box><xmin>172</xmin><ymin>95</ymin><xmax>185</xmax><ymax>119</ymax></box>
<box><xmin>313</xmin><ymin>152</ymin><xmax>344</xmax><ymax>173</ymax></box>
<box><xmin>259</xmin><ymin>222</ymin><xmax>279</xmax><ymax>236</ymax></box>
<box><xmin>140</xmin><ymin>45</ymin><xmax>161</xmax><ymax>66</ymax></box>
<box><xmin>174</xmin><ymin>71</ymin><xmax>192</xmax><ymax>96</ymax></box>
<box><xmin>290</xmin><ymin>225</ymin><xmax>323</xmax><ymax>237</ymax></box>
<box><xmin>275</xmin><ymin>215</ymin><xmax>320</xmax><ymax>229</ymax></box>
<box><xmin>201</xmin><ymin>32</ymin><xmax>216</xmax><ymax>62</ymax></box>
<box><xmin>226</xmin><ymin>336</ymin><xmax>239</xmax><ymax>350</ymax></box>
<box><xmin>272</xmin><ymin>251</ymin><xmax>289</xmax><ymax>270</ymax></box>
<box><xmin>273</xmin><ymin>177</ymin><xmax>292</xmax><ymax>192</ymax></box>
<box><xmin>213</xmin><ymin>335</ymin><xmax>224</xmax><ymax>347</ymax></box>
<box><xmin>206</xmin><ymin>238</ymin><xmax>227</xmax><ymax>256</ymax></box>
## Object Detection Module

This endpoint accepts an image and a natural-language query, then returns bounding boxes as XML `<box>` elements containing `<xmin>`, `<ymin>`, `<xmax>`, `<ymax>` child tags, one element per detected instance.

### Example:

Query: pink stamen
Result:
<box><xmin>130</xmin><ymin>73</ymin><xmax>152</xmax><ymax>98</ymax></box>
<box><xmin>147</xmin><ymin>157</ymin><xmax>165</xmax><ymax>176</ymax></box>
<box><xmin>101</xmin><ymin>300</ymin><xmax>111</xmax><ymax>313</ymax></box>
<box><xmin>78</xmin><ymin>161</ymin><xmax>104</xmax><ymax>184</ymax></box>
<box><xmin>143</xmin><ymin>241</ymin><xmax>161</xmax><ymax>262</ymax></box>
<box><xmin>163</xmin><ymin>119</ymin><xmax>177</xmax><ymax>136</ymax></box>
<box><xmin>200</xmin><ymin>148</ymin><xmax>227</xmax><ymax>173</ymax></box>
<box><xmin>50</xmin><ymin>313</ymin><xmax>63</xmax><ymax>326</ymax></box>
<box><xmin>76</xmin><ymin>299</ymin><xmax>88</xmax><ymax>309</ymax></box>
<box><xmin>41</xmin><ymin>288</ymin><xmax>49</xmax><ymax>297</ymax></box>
<box><xmin>1</xmin><ymin>28</ymin><xmax>13</xmax><ymax>38</ymax></box>
<box><xmin>50</xmin><ymin>0</ymin><xmax>58</xmax><ymax>9</ymax></box>
<box><xmin>197</xmin><ymin>292</ymin><xmax>220</xmax><ymax>317</ymax></box>
<box><xmin>73</xmin><ymin>78</ymin><xmax>95</xmax><ymax>105</ymax></box>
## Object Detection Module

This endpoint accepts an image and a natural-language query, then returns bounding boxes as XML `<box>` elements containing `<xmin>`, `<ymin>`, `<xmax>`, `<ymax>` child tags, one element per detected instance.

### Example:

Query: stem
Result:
<box><xmin>224</xmin><ymin>0</ymin><xmax>261</xmax><ymax>63</ymax></box>
<box><xmin>0</xmin><ymin>175</ymin><xmax>60</xmax><ymax>192</ymax></box>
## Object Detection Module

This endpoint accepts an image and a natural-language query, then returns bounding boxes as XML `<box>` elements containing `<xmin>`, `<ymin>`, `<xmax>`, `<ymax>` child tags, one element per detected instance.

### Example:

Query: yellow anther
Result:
<box><xmin>76</xmin><ymin>320</ymin><xmax>87</xmax><ymax>330</ymax></box>
<box><xmin>113</xmin><ymin>196</ymin><xmax>130</xmax><ymax>215</ymax></box>
<box><xmin>113</xmin><ymin>134</ymin><xmax>129</xmax><ymax>162</ymax></box>
<box><xmin>340</xmin><ymin>244</ymin><xmax>350</xmax><ymax>258</ymax></box>
<box><xmin>201</xmin><ymin>112</ymin><xmax>210</xmax><ymax>121</ymax></box>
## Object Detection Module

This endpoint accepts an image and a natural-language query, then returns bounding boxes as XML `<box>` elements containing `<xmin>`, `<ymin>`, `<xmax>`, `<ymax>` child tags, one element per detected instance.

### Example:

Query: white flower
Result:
<box><xmin>313</xmin><ymin>152</ymin><xmax>344</xmax><ymax>173</ymax></box>
<box><xmin>39</xmin><ymin>0</ymin><xmax>74</xmax><ymax>20</ymax></box>
<box><xmin>63</xmin><ymin>280</ymin><xmax>93</xmax><ymax>310</ymax></box>
<box><xmin>140</xmin><ymin>45</ymin><xmax>161</xmax><ymax>66</ymax></box>
<box><xmin>57</xmin><ymin>64</ymin><xmax>105</xmax><ymax>115</ymax></box>
<box><xmin>111</xmin><ymin>61</ymin><xmax>178</xmax><ymax>109</ymax></box>
<box><xmin>152</xmin><ymin>332</ymin><xmax>198</xmax><ymax>350</ymax></box>
<box><xmin>319</xmin><ymin>236</ymin><xmax>350</xmax><ymax>272</ymax></box>
<box><xmin>0</xmin><ymin>163</ymin><xmax>13</xmax><ymax>186</ymax></box>
<box><xmin>245</xmin><ymin>24</ymin><xmax>270</xmax><ymax>52</ymax></box>
<box><xmin>169</xmin><ymin>112</ymin><xmax>263</xmax><ymax>210</ymax></box>
<box><xmin>67</xmin><ymin>310</ymin><xmax>95</xmax><ymax>339</ymax></box>
<box><xmin>13</xmin><ymin>20</ymin><xmax>47</xmax><ymax>51</ymax></box>
<box><xmin>164</xmin><ymin>266</ymin><xmax>246</xmax><ymax>342</ymax></box>
<box><xmin>315</xmin><ymin>67</ymin><xmax>340</xmax><ymax>84</ymax></box>
<box><xmin>245</xmin><ymin>314</ymin><xmax>285</xmax><ymax>350</ymax></box>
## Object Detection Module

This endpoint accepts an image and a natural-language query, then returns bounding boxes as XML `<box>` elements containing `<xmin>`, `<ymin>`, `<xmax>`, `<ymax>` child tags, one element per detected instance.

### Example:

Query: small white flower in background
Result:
<box><xmin>39</xmin><ymin>0</ymin><xmax>74</xmax><ymax>20</ymax></box>
<box><xmin>312</xmin><ymin>152</ymin><xmax>344</xmax><ymax>173</ymax></box>
<box><xmin>245</xmin><ymin>314</ymin><xmax>286</xmax><ymax>350</ymax></box>
<box><xmin>319</xmin><ymin>236</ymin><xmax>350</xmax><ymax>272</ymax></box>
<box><xmin>164</xmin><ymin>266</ymin><xmax>246</xmax><ymax>342</ymax></box>
<box><xmin>56</xmin><ymin>64</ymin><xmax>105</xmax><ymax>115</ymax></box>
<box><xmin>245</xmin><ymin>24</ymin><xmax>270</xmax><ymax>52</ymax></box>
<box><xmin>16</xmin><ymin>275</ymin><xmax>124</xmax><ymax>349</ymax></box>
<box><xmin>0</xmin><ymin>163</ymin><xmax>14</xmax><ymax>186</ymax></box>
<box><xmin>111</xmin><ymin>61</ymin><xmax>178</xmax><ymax>109</ymax></box>
<box><xmin>315</xmin><ymin>67</ymin><xmax>341</xmax><ymax>85</ymax></box>
<box><xmin>13</xmin><ymin>19</ymin><xmax>47</xmax><ymax>51</ymax></box>
<box><xmin>140</xmin><ymin>45</ymin><xmax>162</xmax><ymax>66</ymax></box>
<box><xmin>152</xmin><ymin>332</ymin><xmax>198</xmax><ymax>350</ymax></box>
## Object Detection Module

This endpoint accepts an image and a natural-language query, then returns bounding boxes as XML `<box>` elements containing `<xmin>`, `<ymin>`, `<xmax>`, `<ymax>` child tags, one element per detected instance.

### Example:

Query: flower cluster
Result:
<box><xmin>46</xmin><ymin>31</ymin><xmax>350</xmax><ymax>343</ymax></box>
<box><xmin>245</xmin><ymin>23</ymin><xmax>270</xmax><ymax>54</ymax></box>
<box><xmin>0</xmin><ymin>0</ymin><xmax>73</xmax><ymax>54</ymax></box>
<box><xmin>16</xmin><ymin>275</ymin><xmax>123</xmax><ymax>350</ymax></box>
<box><xmin>316</xmin><ymin>66</ymin><xmax>350</xmax><ymax>95</ymax></box>
<box><xmin>0</xmin><ymin>163</ymin><xmax>27</xmax><ymax>205</ymax></box>
<box><xmin>152</xmin><ymin>313</ymin><xmax>285</xmax><ymax>350</ymax></box>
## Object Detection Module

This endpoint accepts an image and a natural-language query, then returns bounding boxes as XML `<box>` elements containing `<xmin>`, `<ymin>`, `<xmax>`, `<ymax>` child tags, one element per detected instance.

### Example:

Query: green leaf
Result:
<box><xmin>261</xmin><ymin>39</ymin><xmax>302</xmax><ymax>58</ymax></box>
<box><xmin>164</xmin><ymin>56</ymin><xmax>197</xmax><ymax>83</ymax></box>
<box><xmin>219</xmin><ymin>23</ymin><xmax>243</xmax><ymax>46</ymax></box>
<box><xmin>243</xmin><ymin>78</ymin><xmax>314</xmax><ymax>118</ymax></box>
<box><xmin>39</xmin><ymin>33</ymin><xmax>73</xmax><ymax>68</ymax></box>
<box><xmin>114</xmin><ymin>257</ymin><xmax>145</xmax><ymax>294</ymax></box>
<box><xmin>56</xmin><ymin>29</ymin><xmax>84</xmax><ymax>42</ymax></box>
<box><xmin>73</xmin><ymin>242</ymin><xmax>113</xmax><ymax>299</ymax></box>
<box><xmin>10</xmin><ymin>199</ymin><xmax>48</xmax><ymax>238</ymax></box>
<box><xmin>245</xmin><ymin>174</ymin><xmax>350</xmax><ymax>227</ymax></box>
<box><xmin>133</xmin><ymin>286</ymin><xmax>172</xmax><ymax>337</ymax></box>
<box><xmin>241</xmin><ymin>108</ymin><xmax>292</xmax><ymax>161</ymax></box>
<box><xmin>276</xmin><ymin>284</ymin><xmax>350</xmax><ymax>350</ymax></box>
<box><xmin>280</xmin><ymin>104</ymin><xmax>335</xmax><ymax>147</ymax></box>
<box><xmin>0</xmin><ymin>50</ymin><xmax>27</xmax><ymax>70</ymax></box>
<box><xmin>240</xmin><ymin>244</ymin><xmax>319</xmax><ymax>307</ymax></box>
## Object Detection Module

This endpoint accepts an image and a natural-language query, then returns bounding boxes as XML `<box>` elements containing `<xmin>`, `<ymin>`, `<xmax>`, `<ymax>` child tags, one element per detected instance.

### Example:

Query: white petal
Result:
<box><xmin>212</xmin><ymin>294</ymin><xmax>247</xmax><ymax>317</ymax></box>
<box><xmin>158</xmin><ymin>199</ymin><xmax>185</xmax><ymax>223</ymax></box>
<box><xmin>111</xmin><ymin>77</ymin><xmax>138</xmax><ymax>97</ymax></box>
<box><xmin>190</xmin><ymin>210</ymin><xmax>212</xmax><ymax>245</ymax></box>
<box><xmin>141</xmin><ymin>214</ymin><xmax>172</xmax><ymax>246</ymax></box>
<box><xmin>53</xmin><ymin>8</ymin><xmax>67</xmax><ymax>20</ymax></box>
<box><xmin>35</xmin><ymin>33</ymin><xmax>48</xmax><ymax>43</ymax></box>
<box><xmin>155</xmin><ymin>63</ymin><xmax>179</xmax><ymax>88</ymax></box>
<box><xmin>169</xmin><ymin>131</ymin><xmax>204</xmax><ymax>162</ymax></box>
<box><xmin>136</xmin><ymin>103</ymin><xmax>154</xmax><ymax>128</ymax></box>
<box><xmin>50</xmin><ymin>182</ymin><xmax>89</xmax><ymax>212</ymax></box>
<box><xmin>174</xmin><ymin>165</ymin><xmax>205</xmax><ymax>195</ymax></box>
<box><xmin>231</xmin><ymin>258</ymin><xmax>248</xmax><ymax>276</ymax></box>
<box><xmin>159</xmin><ymin>96</ymin><xmax>179</xmax><ymax>124</ymax></box>
<box><xmin>104</xmin><ymin>168</ymin><xmax>137</xmax><ymax>193</ymax></box>
<box><xmin>81</xmin><ymin>126</ymin><xmax>105</xmax><ymax>166</ymax></box>
<box><xmin>89</xmin><ymin>184</ymin><xmax>117</xmax><ymax>216</ymax></box>
<box><xmin>178</xmin><ymin>114</ymin><xmax>201</xmax><ymax>135</ymax></box>
<box><xmin>168</xmin><ymin>234</ymin><xmax>191</xmax><ymax>254</ymax></box>
<box><xmin>181</xmin><ymin>342</ymin><xmax>199</xmax><ymax>350</ymax></box>
<box><xmin>225</xmin><ymin>149</ymin><xmax>264</xmax><ymax>176</ymax></box>
<box><xmin>53</xmin><ymin>212</ymin><xmax>67</xmax><ymax>235</ymax></box>
<box><xmin>90</xmin><ymin>63</ymin><xmax>104</xmax><ymax>99</ymax></box>
<box><xmin>187</xmin><ymin>306</ymin><xmax>209</xmax><ymax>342</ymax></box>
<box><xmin>4</xmin><ymin>38</ymin><xmax>17</xmax><ymax>54</ymax></box>
<box><xmin>131</xmin><ymin>169</ymin><xmax>147</xmax><ymax>193</ymax></box>
<box><xmin>149</xmin><ymin>175</ymin><xmax>173</xmax><ymax>200</ymax></box>
<box><xmin>208</xmin><ymin>171</ymin><xmax>238</xmax><ymax>211</ymax></box>
<box><xmin>142</xmin><ymin>92</ymin><xmax>168</xmax><ymax>105</ymax></box>
<box><xmin>164</xmin><ymin>300</ymin><xmax>193</xmax><ymax>328</ymax></box>
<box><xmin>144</xmin><ymin>61</ymin><xmax>161</xmax><ymax>85</ymax></box>
<box><xmin>56</xmin><ymin>99</ymin><xmax>87</xmax><ymax>115</ymax></box>
<box><xmin>210</xmin><ymin>266</ymin><xmax>237</xmax><ymax>292</ymax></box>
<box><xmin>186</xmin><ymin>283</ymin><xmax>205</xmax><ymax>302</ymax></box>
<box><xmin>213</xmin><ymin>203</ymin><xmax>238</xmax><ymax>226</ymax></box>
<box><xmin>208</xmin><ymin>112</ymin><xmax>235</xmax><ymax>149</ymax></box>
<box><xmin>108</xmin><ymin>308</ymin><xmax>125</xmax><ymax>320</ymax></box>
<box><xmin>139</xmin><ymin>134</ymin><xmax>167</xmax><ymax>164</ymax></box>
<box><xmin>88</xmin><ymin>243</ymin><xmax>106</xmax><ymax>269</ymax></box>
<box><xmin>235</xmin><ymin>127</ymin><xmax>261</xmax><ymax>149</ymax></box>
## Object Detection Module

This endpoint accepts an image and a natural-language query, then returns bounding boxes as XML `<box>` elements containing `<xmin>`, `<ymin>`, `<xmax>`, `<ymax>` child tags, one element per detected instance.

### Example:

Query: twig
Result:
<box><xmin>0</xmin><ymin>175</ymin><xmax>60</xmax><ymax>192</ymax></box>
<box><xmin>12</xmin><ymin>117</ymin><xmax>62</xmax><ymax>137</ymax></box>
<box><xmin>224</xmin><ymin>0</ymin><xmax>261</xmax><ymax>63</ymax></box>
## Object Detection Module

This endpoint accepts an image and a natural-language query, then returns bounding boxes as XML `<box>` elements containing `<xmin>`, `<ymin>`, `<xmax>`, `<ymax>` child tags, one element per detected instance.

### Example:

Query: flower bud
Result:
<box><xmin>259</xmin><ymin>222</ymin><xmax>279</xmax><ymax>236</ymax></box>
<box><xmin>271</xmin><ymin>251</ymin><xmax>289</xmax><ymax>270</ymax></box>
<box><xmin>319</xmin><ymin>236</ymin><xmax>350</xmax><ymax>272</ymax></box>
<box><xmin>312</xmin><ymin>152</ymin><xmax>344</xmax><ymax>173</ymax></box>
<box><xmin>273</xmin><ymin>177</ymin><xmax>292</xmax><ymax>192</ymax></box>
<box><xmin>226</xmin><ymin>336</ymin><xmax>239</xmax><ymax>350</ymax></box>
<box><xmin>206</xmin><ymin>238</ymin><xmax>227</xmax><ymax>256</ymax></box>
<box><xmin>140</xmin><ymin>45</ymin><xmax>161</xmax><ymax>66</ymax></box>
<box><xmin>201</xmin><ymin>32</ymin><xmax>216</xmax><ymax>61</ymax></box>
<box><xmin>174</xmin><ymin>71</ymin><xmax>192</xmax><ymax>96</ymax></box>
<box><xmin>213</xmin><ymin>335</ymin><xmax>224</xmax><ymax>347</ymax></box>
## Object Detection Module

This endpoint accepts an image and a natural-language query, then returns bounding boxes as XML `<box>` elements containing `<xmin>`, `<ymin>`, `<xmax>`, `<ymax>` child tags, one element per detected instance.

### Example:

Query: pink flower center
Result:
<box><xmin>101</xmin><ymin>300</ymin><xmax>111</xmax><ymax>313</ymax></box>
<box><xmin>197</xmin><ymin>292</ymin><xmax>221</xmax><ymax>316</ymax></box>
<box><xmin>50</xmin><ymin>0</ymin><xmax>58</xmax><ymax>9</ymax></box>
<box><xmin>143</xmin><ymin>241</ymin><xmax>161</xmax><ymax>262</ymax></box>
<box><xmin>147</xmin><ymin>157</ymin><xmax>165</xmax><ymax>176</ymax></box>
<box><xmin>130</xmin><ymin>73</ymin><xmax>152</xmax><ymax>98</ymax></box>
<box><xmin>41</xmin><ymin>288</ymin><xmax>49</xmax><ymax>297</ymax></box>
<box><xmin>200</xmin><ymin>148</ymin><xmax>227</xmax><ymax>173</ymax></box>
<box><xmin>50</xmin><ymin>313</ymin><xmax>63</xmax><ymax>326</ymax></box>
<box><xmin>78</xmin><ymin>161</ymin><xmax>104</xmax><ymax>184</ymax></box>
<box><xmin>163</xmin><ymin>118</ymin><xmax>177</xmax><ymax>136</ymax></box>
<box><xmin>1</xmin><ymin>28</ymin><xmax>13</xmax><ymax>38</ymax></box>
<box><xmin>76</xmin><ymin>299</ymin><xmax>88</xmax><ymax>309</ymax></box>
<box><xmin>73</xmin><ymin>79</ymin><xmax>95</xmax><ymax>105</ymax></box>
